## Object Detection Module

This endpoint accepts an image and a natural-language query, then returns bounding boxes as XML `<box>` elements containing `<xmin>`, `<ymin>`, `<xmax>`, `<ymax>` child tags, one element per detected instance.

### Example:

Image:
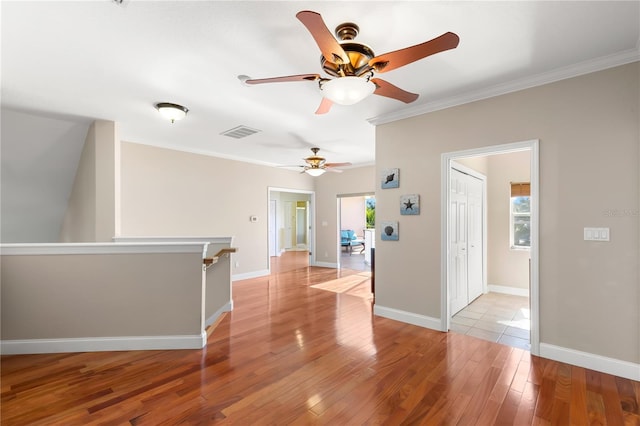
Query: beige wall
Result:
<box><xmin>456</xmin><ymin>156</ymin><xmax>489</xmax><ymax>175</ymax></box>
<box><xmin>376</xmin><ymin>63</ymin><xmax>639</xmax><ymax>363</ymax></box>
<box><xmin>59</xmin><ymin>120</ymin><xmax>120</xmax><ymax>242</ymax></box>
<box><xmin>112</xmin><ymin>237</ymin><xmax>234</xmax><ymax>327</ymax></box>
<box><xmin>120</xmin><ymin>142</ymin><xmax>314</xmax><ymax>276</ymax></box>
<box><xmin>1</xmin><ymin>251</ymin><xmax>203</xmax><ymax>340</ymax></box>
<box><xmin>314</xmin><ymin>166</ymin><xmax>376</xmax><ymax>264</ymax></box>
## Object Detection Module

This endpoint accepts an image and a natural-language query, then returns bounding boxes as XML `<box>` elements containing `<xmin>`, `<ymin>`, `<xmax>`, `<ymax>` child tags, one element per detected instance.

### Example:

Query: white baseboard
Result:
<box><xmin>488</xmin><ymin>284</ymin><xmax>529</xmax><ymax>297</ymax></box>
<box><xmin>0</xmin><ymin>332</ymin><xmax>207</xmax><ymax>355</ymax></box>
<box><xmin>205</xmin><ymin>301</ymin><xmax>233</xmax><ymax>327</ymax></box>
<box><xmin>373</xmin><ymin>305</ymin><xmax>444</xmax><ymax>332</ymax></box>
<box><xmin>313</xmin><ymin>261</ymin><xmax>338</xmax><ymax>268</ymax></box>
<box><xmin>539</xmin><ymin>343</ymin><xmax>640</xmax><ymax>381</ymax></box>
<box><xmin>232</xmin><ymin>269</ymin><xmax>269</xmax><ymax>281</ymax></box>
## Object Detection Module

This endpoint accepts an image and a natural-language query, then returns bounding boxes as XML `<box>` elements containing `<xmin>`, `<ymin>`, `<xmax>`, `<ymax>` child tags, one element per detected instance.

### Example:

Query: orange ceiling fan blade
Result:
<box><xmin>369</xmin><ymin>32</ymin><xmax>459</xmax><ymax>73</ymax></box>
<box><xmin>371</xmin><ymin>78</ymin><xmax>419</xmax><ymax>103</ymax></box>
<box><xmin>296</xmin><ymin>10</ymin><xmax>350</xmax><ymax>65</ymax></box>
<box><xmin>243</xmin><ymin>74</ymin><xmax>321</xmax><ymax>85</ymax></box>
<box><xmin>325</xmin><ymin>162</ymin><xmax>352</xmax><ymax>168</ymax></box>
<box><xmin>315</xmin><ymin>97</ymin><xmax>333</xmax><ymax>115</ymax></box>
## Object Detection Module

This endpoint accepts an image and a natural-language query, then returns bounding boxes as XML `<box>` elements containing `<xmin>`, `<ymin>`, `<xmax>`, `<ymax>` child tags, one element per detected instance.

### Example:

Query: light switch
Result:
<box><xmin>584</xmin><ymin>227</ymin><xmax>610</xmax><ymax>241</ymax></box>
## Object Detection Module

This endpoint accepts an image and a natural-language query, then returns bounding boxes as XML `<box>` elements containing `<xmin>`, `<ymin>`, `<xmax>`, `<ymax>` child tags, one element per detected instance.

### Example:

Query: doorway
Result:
<box><xmin>337</xmin><ymin>193</ymin><xmax>374</xmax><ymax>272</ymax></box>
<box><xmin>267</xmin><ymin>188</ymin><xmax>316</xmax><ymax>273</ymax></box>
<box><xmin>441</xmin><ymin>140</ymin><xmax>539</xmax><ymax>356</ymax></box>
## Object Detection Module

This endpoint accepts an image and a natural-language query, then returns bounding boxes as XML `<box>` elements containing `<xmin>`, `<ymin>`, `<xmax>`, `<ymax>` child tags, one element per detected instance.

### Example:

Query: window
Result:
<box><xmin>365</xmin><ymin>196</ymin><xmax>375</xmax><ymax>229</ymax></box>
<box><xmin>510</xmin><ymin>182</ymin><xmax>530</xmax><ymax>249</ymax></box>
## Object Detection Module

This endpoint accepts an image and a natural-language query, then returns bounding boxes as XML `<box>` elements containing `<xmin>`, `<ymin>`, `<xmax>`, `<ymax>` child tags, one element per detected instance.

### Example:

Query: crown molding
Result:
<box><xmin>368</xmin><ymin>48</ymin><xmax>640</xmax><ymax>126</ymax></box>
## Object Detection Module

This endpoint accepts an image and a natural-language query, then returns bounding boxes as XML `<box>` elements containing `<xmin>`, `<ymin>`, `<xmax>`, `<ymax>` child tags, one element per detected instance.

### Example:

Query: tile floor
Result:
<box><xmin>339</xmin><ymin>250</ymin><xmax>370</xmax><ymax>272</ymax></box>
<box><xmin>451</xmin><ymin>292</ymin><xmax>531</xmax><ymax>351</ymax></box>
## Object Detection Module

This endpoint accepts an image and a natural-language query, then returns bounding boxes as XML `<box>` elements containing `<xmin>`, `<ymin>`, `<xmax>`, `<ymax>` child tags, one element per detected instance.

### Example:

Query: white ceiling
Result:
<box><xmin>3</xmin><ymin>0</ymin><xmax>639</xmax><ymax>168</ymax></box>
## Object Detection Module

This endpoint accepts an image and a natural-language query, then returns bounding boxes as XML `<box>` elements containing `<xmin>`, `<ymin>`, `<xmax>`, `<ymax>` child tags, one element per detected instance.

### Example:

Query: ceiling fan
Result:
<box><xmin>285</xmin><ymin>147</ymin><xmax>351</xmax><ymax>176</ymax></box>
<box><xmin>239</xmin><ymin>10</ymin><xmax>459</xmax><ymax>114</ymax></box>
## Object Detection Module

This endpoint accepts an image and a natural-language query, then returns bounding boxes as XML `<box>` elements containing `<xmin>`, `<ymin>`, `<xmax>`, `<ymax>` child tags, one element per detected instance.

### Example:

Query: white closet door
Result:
<box><xmin>450</xmin><ymin>169</ymin><xmax>469</xmax><ymax>315</ymax></box>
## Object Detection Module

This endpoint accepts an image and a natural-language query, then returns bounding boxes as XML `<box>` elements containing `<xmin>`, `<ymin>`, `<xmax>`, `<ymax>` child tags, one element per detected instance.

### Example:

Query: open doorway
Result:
<box><xmin>442</xmin><ymin>140</ymin><xmax>539</xmax><ymax>355</ymax></box>
<box><xmin>268</xmin><ymin>188</ymin><xmax>315</xmax><ymax>273</ymax></box>
<box><xmin>337</xmin><ymin>193</ymin><xmax>374</xmax><ymax>272</ymax></box>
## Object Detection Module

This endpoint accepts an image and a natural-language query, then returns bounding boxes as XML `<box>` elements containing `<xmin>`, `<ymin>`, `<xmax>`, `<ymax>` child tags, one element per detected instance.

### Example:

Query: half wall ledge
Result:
<box><xmin>0</xmin><ymin>241</ymin><xmax>229</xmax><ymax>354</ymax></box>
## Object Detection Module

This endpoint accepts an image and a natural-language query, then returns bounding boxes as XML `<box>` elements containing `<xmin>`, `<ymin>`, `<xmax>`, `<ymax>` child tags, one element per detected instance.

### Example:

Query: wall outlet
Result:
<box><xmin>324</xmin><ymin>251</ymin><xmax>328</xmax><ymax>257</ymax></box>
<box><xmin>235</xmin><ymin>261</ymin><xmax>240</xmax><ymax>268</ymax></box>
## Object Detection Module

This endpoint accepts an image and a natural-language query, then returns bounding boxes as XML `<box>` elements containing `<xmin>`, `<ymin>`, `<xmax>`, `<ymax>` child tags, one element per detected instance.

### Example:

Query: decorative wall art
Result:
<box><xmin>381</xmin><ymin>168</ymin><xmax>399</xmax><ymax>189</ymax></box>
<box><xmin>380</xmin><ymin>221</ymin><xmax>399</xmax><ymax>241</ymax></box>
<box><xmin>400</xmin><ymin>194</ymin><xmax>420</xmax><ymax>215</ymax></box>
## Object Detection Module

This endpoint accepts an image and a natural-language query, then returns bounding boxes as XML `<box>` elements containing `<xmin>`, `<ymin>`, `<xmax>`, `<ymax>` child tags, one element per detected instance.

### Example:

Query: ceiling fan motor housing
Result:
<box><xmin>321</xmin><ymin>22</ymin><xmax>376</xmax><ymax>78</ymax></box>
<box><xmin>305</xmin><ymin>147</ymin><xmax>326</xmax><ymax>167</ymax></box>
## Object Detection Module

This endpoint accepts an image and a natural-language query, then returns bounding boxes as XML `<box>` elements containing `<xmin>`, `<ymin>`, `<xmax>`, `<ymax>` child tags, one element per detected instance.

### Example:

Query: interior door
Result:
<box><xmin>450</xmin><ymin>169</ymin><xmax>468</xmax><ymax>315</ymax></box>
<box><xmin>467</xmin><ymin>175</ymin><xmax>484</xmax><ymax>301</ymax></box>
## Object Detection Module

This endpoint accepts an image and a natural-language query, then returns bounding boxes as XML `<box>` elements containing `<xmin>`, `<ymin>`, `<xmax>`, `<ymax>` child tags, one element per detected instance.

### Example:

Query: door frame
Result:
<box><xmin>268</xmin><ymin>187</ymin><xmax>316</xmax><ymax>272</ymax></box>
<box><xmin>440</xmin><ymin>139</ymin><xmax>540</xmax><ymax>356</ymax></box>
<box><xmin>337</xmin><ymin>192</ymin><xmax>375</xmax><ymax>269</ymax></box>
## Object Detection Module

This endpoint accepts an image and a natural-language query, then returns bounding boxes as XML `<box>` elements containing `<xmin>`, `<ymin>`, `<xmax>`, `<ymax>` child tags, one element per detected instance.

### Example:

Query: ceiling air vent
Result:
<box><xmin>220</xmin><ymin>125</ymin><xmax>260</xmax><ymax>139</ymax></box>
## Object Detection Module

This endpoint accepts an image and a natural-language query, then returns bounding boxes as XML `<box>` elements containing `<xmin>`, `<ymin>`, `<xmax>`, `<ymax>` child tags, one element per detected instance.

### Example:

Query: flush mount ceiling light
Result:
<box><xmin>155</xmin><ymin>102</ymin><xmax>189</xmax><ymax>123</ymax></box>
<box><xmin>320</xmin><ymin>76</ymin><xmax>375</xmax><ymax>105</ymax></box>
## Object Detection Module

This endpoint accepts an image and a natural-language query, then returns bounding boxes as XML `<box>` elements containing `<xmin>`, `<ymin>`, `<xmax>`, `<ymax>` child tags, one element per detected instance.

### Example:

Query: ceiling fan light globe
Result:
<box><xmin>305</xmin><ymin>168</ymin><xmax>326</xmax><ymax>177</ymax></box>
<box><xmin>322</xmin><ymin>77</ymin><xmax>375</xmax><ymax>105</ymax></box>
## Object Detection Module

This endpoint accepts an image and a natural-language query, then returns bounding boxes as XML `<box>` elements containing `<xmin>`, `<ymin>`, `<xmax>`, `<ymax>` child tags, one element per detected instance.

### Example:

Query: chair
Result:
<box><xmin>340</xmin><ymin>229</ymin><xmax>365</xmax><ymax>255</ymax></box>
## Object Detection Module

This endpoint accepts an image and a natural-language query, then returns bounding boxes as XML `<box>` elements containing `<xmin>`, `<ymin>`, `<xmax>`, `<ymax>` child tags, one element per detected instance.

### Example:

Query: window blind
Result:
<box><xmin>510</xmin><ymin>182</ymin><xmax>530</xmax><ymax>197</ymax></box>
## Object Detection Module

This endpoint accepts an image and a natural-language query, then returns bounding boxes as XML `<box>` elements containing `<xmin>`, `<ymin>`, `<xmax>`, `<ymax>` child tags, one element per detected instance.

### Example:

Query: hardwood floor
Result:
<box><xmin>2</xmin><ymin>251</ymin><xmax>639</xmax><ymax>425</ymax></box>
